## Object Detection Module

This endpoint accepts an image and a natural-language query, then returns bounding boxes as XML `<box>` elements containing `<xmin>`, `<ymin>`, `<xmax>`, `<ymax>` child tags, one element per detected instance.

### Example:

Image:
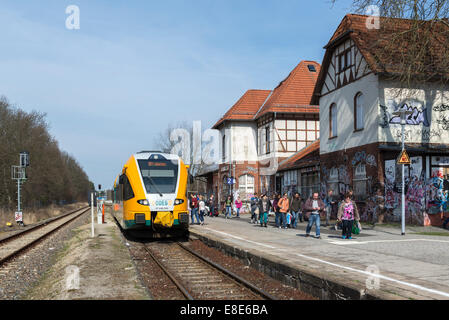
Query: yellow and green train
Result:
<box><xmin>112</xmin><ymin>151</ymin><xmax>190</xmax><ymax>237</ymax></box>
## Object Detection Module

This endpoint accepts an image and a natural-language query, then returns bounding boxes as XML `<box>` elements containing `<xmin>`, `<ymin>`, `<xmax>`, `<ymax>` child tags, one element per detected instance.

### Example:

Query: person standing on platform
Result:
<box><xmin>304</xmin><ymin>192</ymin><xmax>325</xmax><ymax>239</ymax></box>
<box><xmin>190</xmin><ymin>194</ymin><xmax>200</xmax><ymax>225</ymax></box>
<box><xmin>443</xmin><ymin>216</ymin><xmax>449</xmax><ymax>229</ymax></box>
<box><xmin>289</xmin><ymin>192</ymin><xmax>304</xmax><ymax>228</ymax></box>
<box><xmin>235</xmin><ymin>196</ymin><xmax>242</xmax><ymax>218</ymax></box>
<box><xmin>225</xmin><ymin>195</ymin><xmax>232</xmax><ymax>219</ymax></box>
<box><xmin>273</xmin><ymin>194</ymin><xmax>281</xmax><ymax>228</ymax></box>
<box><xmin>323</xmin><ymin>189</ymin><xmax>335</xmax><ymax>227</ymax></box>
<box><xmin>198</xmin><ymin>195</ymin><xmax>206</xmax><ymax>225</ymax></box>
<box><xmin>278</xmin><ymin>193</ymin><xmax>290</xmax><ymax>229</ymax></box>
<box><xmin>250</xmin><ymin>193</ymin><xmax>259</xmax><ymax>224</ymax></box>
<box><xmin>337</xmin><ymin>192</ymin><xmax>360</xmax><ymax>239</ymax></box>
<box><xmin>258</xmin><ymin>194</ymin><xmax>272</xmax><ymax>227</ymax></box>
<box><xmin>188</xmin><ymin>194</ymin><xmax>192</xmax><ymax>221</ymax></box>
<box><xmin>208</xmin><ymin>194</ymin><xmax>216</xmax><ymax>217</ymax></box>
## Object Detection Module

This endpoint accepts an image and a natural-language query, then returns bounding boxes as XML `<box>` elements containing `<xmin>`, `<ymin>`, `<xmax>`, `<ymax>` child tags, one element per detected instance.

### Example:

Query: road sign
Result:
<box><xmin>397</xmin><ymin>149</ymin><xmax>411</xmax><ymax>165</ymax></box>
<box><xmin>15</xmin><ymin>211</ymin><xmax>23</xmax><ymax>222</ymax></box>
<box><xmin>227</xmin><ymin>178</ymin><xmax>235</xmax><ymax>185</ymax></box>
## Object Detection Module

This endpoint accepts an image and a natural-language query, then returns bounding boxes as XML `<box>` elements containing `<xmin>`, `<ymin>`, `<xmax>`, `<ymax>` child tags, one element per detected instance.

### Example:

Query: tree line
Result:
<box><xmin>0</xmin><ymin>97</ymin><xmax>93</xmax><ymax>209</ymax></box>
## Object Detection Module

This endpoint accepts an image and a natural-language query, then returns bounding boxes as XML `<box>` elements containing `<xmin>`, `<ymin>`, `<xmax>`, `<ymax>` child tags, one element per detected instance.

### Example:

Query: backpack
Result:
<box><xmin>251</xmin><ymin>197</ymin><xmax>258</xmax><ymax>207</ymax></box>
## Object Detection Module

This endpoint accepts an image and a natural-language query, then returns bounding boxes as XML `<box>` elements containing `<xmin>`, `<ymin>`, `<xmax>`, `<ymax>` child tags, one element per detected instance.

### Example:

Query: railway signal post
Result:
<box><xmin>11</xmin><ymin>152</ymin><xmax>29</xmax><ymax>226</ymax></box>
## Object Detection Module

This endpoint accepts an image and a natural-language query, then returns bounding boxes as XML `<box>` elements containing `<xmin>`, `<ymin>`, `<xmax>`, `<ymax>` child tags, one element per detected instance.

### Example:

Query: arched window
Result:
<box><xmin>353</xmin><ymin>163</ymin><xmax>367</xmax><ymax>200</ymax></box>
<box><xmin>239</xmin><ymin>174</ymin><xmax>254</xmax><ymax>197</ymax></box>
<box><xmin>222</xmin><ymin>134</ymin><xmax>226</xmax><ymax>160</ymax></box>
<box><xmin>329</xmin><ymin>103</ymin><xmax>337</xmax><ymax>138</ymax></box>
<box><xmin>354</xmin><ymin>92</ymin><xmax>364</xmax><ymax>131</ymax></box>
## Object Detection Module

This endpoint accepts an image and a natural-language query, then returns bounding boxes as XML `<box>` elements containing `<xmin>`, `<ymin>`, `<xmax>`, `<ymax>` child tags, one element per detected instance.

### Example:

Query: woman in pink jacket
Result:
<box><xmin>235</xmin><ymin>197</ymin><xmax>243</xmax><ymax>218</ymax></box>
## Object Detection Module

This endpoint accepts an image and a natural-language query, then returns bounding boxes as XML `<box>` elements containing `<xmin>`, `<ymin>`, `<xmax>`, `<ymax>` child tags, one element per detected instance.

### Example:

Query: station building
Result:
<box><xmin>276</xmin><ymin>140</ymin><xmax>320</xmax><ymax>199</ymax></box>
<box><xmin>312</xmin><ymin>14</ymin><xmax>449</xmax><ymax>226</ymax></box>
<box><xmin>201</xmin><ymin>60</ymin><xmax>321</xmax><ymax>207</ymax></box>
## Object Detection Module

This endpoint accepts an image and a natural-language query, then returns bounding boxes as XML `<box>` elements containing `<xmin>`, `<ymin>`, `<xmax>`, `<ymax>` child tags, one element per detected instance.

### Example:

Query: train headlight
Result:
<box><xmin>174</xmin><ymin>199</ymin><xmax>184</xmax><ymax>205</ymax></box>
<box><xmin>137</xmin><ymin>199</ymin><xmax>149</xmax><ymax>206</ymax></box>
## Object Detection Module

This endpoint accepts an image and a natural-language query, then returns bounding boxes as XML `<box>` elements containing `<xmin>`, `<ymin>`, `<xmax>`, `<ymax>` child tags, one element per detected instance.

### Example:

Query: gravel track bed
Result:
<box><xmin>0</xmin><ymin>211</ymin><xmax>91</xmax><ymax>300</ymax></box>
<box><xmin>186</xmin><ymin>239</ymin><xmax>317</xmax><ymax>300</ymax></box>
<box><xmin>124</xmin><ymin>236</ymin><xmax>315</xmax><ymax>300</ymax></box>
<box><xmin>125</xmin><ymin>240</ymin><xmax>185</xmax><ymax>300</ymax></box>
<box><xmin>147</xmin><ymin>241</ymin><xmax>262</xmax><ymax>300</ymax></box>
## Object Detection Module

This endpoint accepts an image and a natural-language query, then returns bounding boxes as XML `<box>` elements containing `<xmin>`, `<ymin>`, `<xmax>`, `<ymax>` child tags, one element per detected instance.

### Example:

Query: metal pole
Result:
<box><xmin>17</xmin><ymin>179</ymin><xmax>21</xmax><ymax>214</ymax></box>
<box><xmin>229</xmin><ymin>125</ymin><xmax>232</xmax><ymax>197</ymax></box>
<box><xmin>401</xmin><ymin>119</ymin><xmax>405</xmax><ymax>236</ymax></box>
<box><xmin>91</xmin><ymin>192</ymin><xmax>94</xmax><ymax>237</ymax></box>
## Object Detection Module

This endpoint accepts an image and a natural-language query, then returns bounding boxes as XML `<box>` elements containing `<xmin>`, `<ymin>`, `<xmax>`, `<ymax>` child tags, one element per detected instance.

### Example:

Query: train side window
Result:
<box><xmin>123</xmin><ymin>175</ymin><xmax>135</xmax><ymax>201</ymax></box>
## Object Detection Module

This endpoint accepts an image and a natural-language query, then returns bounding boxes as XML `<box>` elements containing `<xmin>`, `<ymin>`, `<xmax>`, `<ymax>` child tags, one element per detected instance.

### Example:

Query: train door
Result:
<box><xmin>119</xmin><ymin>173</ymin><xmax>135</xmax><ymax>226</ymax></box>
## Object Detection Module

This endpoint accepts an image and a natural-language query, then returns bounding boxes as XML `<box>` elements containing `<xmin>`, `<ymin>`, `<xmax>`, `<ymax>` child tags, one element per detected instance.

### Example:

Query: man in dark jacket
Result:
<box><xmin>303</xmin><ymin>192</ymin><xmax>325</xmax><ymax>239</ymax></box>
<box><xmin>258</xmin><ymin>194</ymin><xmax>272</xmax><ymax>227</ymax></box>
<box><xmin>289</xmin><ymin>192</ymin><xmax>304</xmax><ymax>228</ymax></box>
<box><xmin>250</xmin><ymin>193</ymin><xmax>259</xmax><ymax>224</ymax></box>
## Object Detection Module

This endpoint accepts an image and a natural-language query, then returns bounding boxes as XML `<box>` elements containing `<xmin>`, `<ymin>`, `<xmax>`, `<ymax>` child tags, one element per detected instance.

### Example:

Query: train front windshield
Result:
<box><xmin>138</xmin><ymin>159</ymin><xmax>179</xmax><ymax>194</ymax></box>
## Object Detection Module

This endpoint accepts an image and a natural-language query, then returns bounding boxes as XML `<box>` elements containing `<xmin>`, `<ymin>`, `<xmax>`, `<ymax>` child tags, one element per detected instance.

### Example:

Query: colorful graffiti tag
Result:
<box><xmin>389</xmin><ymin>104</ymin><xmax>430</xmax><ymax>126</ymax></box>
<box><xmin>426</xmin><ymin>170</ymin><xmax>449</xmax><ymax>215</ymax></box>
<box><xmin>380</xmin><ymin>101</ymin><xmax>431</xmax><ymax>128</ymax></box>
<box><xmin>352</xmin><ymin>151</ymin><xmax>377</xmax><ymax>167</ymax></box>
<box><xmin>384</xmin><ymin>157</ymin><xmax>449</xmax><ymax>224</ymax></box>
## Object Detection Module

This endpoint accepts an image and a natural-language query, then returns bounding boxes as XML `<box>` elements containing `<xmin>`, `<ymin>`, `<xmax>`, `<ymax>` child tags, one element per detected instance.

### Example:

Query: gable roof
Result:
<box><xmin>254</xmin><ymin>60</ymin><xmax>321</xmax><ymax>119</ymax></box>
<box><xmin>212</xmin><ymin>89</ymin><xmax>271</xmax><ymax>129</ymax></box>
<box><xmin>278</xmin><ymin>140</ymin><xmax>320</xmax><ymax>171</ymax></box>
<box><xmin>313</xmin><ymin>14</ymin><xmax>449</xmax><ymax>103</ymax></box>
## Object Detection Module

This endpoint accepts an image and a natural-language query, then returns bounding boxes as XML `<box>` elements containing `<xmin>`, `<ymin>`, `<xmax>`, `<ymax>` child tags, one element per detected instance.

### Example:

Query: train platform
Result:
<box><xmin>189</xmin><ymin>213</ymin><xmax>449</xmax><ymax>300</ymax></box>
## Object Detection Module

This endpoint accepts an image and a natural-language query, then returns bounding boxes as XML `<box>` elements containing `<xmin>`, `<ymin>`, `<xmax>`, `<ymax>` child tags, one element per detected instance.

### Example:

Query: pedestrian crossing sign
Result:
<box><xmin>397</xmin><ymin>149</ymin><xmax>411</xmax><ymax>165</ymax></box>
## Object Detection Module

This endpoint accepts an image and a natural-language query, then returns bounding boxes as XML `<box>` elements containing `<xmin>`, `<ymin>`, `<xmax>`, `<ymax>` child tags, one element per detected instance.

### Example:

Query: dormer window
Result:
<box><xmin>339</xmin><ymin>54</ymin><xmax>346</xmax><ymax>72</ymax></box>
<box><xmin>337</xmin><ymin>49</ymin><xmax>352</xmax><ymax>73</ymax></box>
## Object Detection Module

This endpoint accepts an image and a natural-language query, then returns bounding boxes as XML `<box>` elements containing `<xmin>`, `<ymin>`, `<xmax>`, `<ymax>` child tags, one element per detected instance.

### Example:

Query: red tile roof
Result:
<box><xmin>213</xmin><ymin>89</ymin><xmax>271</xmax><ymax>129</ymax></box>
<box><xmin>254</xmin><ymin>60</ymin><xmax>321</xmax><ymax>119</ymax></box>
<box><xmin>313</xmin><ymin>14</ymin><xmax>449</xmax><ymax>102</ymax></box>
<box><xmin>278</xmin><ymin>140</ymin><xmax>320</xmax><ymax>171</ymax></box>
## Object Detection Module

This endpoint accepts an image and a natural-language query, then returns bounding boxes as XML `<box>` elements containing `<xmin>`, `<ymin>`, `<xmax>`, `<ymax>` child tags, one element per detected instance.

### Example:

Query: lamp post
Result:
<box><xmin>392</xmin><ymin>110</ymin><xmax>413</xmax><ymax>236</ymax></box>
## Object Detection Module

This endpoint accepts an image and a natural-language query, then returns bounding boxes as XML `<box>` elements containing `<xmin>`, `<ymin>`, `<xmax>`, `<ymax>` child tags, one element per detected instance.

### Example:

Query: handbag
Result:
<box><xmin>352</xmin><ymin>221</ymin><xmax>360</xmax><ymax>235</ymax></box>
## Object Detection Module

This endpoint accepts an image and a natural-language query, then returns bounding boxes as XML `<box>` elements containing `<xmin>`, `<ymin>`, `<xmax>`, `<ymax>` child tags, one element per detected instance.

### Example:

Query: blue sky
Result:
<box><xmin>0</xmin><ymin>0</ymin><xmax>354</xmax><ymax>189</ymax></box>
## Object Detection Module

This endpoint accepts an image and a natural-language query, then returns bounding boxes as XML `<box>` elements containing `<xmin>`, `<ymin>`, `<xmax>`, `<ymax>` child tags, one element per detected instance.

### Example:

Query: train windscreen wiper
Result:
<box><xmin>146</xmin><ymin>175</ymin><xmax>163</xmax><ymax>197</ymax></box>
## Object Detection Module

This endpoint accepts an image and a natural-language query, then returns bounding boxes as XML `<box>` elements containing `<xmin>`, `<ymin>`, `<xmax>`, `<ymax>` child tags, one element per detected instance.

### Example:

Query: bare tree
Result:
<box><xmin>0</xmin><ymin>97</ymin><xmax>93</xmax><ymax>210</ymax></box>
<box><xmin>332</xmin><ymin>0</ymin><xmax>449</xmax><ymax>88</ymax></box>
<box><xmin>153</xmin><ymin>121</ymin><xmax>212</xmax><ymax>193</ymax></box>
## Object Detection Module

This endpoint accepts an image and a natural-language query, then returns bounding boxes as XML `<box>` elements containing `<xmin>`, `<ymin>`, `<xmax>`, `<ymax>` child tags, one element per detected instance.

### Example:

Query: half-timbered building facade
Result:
<box><xmin>313</xmin><ymin>14</ymin><xmax>449</xmax><ymax>226</ymax></box>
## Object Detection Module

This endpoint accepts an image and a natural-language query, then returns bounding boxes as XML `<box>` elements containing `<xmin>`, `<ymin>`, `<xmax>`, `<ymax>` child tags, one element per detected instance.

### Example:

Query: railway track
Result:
<box><xmin>112</xmin><ymin>211</ymin><xmax>275</xmax><ymax>300</ymax></box>
<box><xmin>0</xmin><ymin>206</ymin><xmax>90</xmax><ymax>268</ymax></box>
<box><xmin>142</xmin><ymin>241</ymin><xmax>276</xmax><ymax>300</ymax></box>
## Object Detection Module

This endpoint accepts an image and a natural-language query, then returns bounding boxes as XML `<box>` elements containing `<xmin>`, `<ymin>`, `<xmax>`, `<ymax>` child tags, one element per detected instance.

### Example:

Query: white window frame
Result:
<box><xmin>239</xmin><ymin>174</ymin><xmax>255</xmax><ymax>197</ymax></box>
<box><xmin>355</xmin><ymin>92</ymin><xmax>364</xmax><ymax>131</ymax></box>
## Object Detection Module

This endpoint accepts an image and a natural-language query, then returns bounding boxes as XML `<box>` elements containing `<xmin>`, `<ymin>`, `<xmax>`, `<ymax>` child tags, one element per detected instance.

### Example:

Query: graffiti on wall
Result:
<box><xmin>380</xmin><ymin>101</ymin><xmax>430</xmax><ymax>128</ymax></box>
<box><xmin>388</xmin><ymin>104</ymin><xmax>430</xmax><ymax>126</ymax></box>
<box><xmin>384</xmin><ymin>157</ymin><xmax>449</xmax><ymax>224</ymax></box>
<box><xmin>436</xmin><ymin>115</ymin><xmax>449</xmax><ymax>130</ymax></box>
<box><xmin>433</xmin><ymin>104</ymin><xmax>449</xmax><ymax>112</ymax></box>
<box><xmin>393</xmin><ymin>128</ymin><xmax>441</xmax><ymax>141</ymax></box>
<box><xmin>352</xmin><ymin>151</ymin><xmax>377</xmax><ymax>167</ymax></box>
<box><xmin>426</xmin><ymin>169</ymin><xmax>449</xmax><ymax>215</ymax></box>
